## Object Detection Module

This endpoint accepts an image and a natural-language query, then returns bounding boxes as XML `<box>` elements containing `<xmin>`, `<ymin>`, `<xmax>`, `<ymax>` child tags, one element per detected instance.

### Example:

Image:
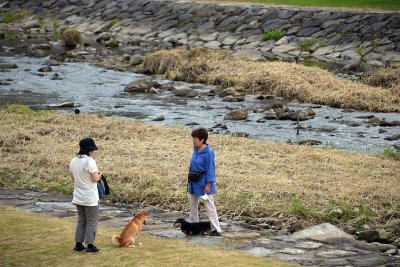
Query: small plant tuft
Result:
<box><xmin>261</xmin><ymin>29</ymin><xmax>284</xmax><ymax>42</ymax></box>
<box><xmin>37</xmin><ymin>16</ymin><xmax>44</xmax><ymax>27</ymax></box>
<box><xmin>4</xmin><ymin>104</ymin><xmax>32</xmax><ymax>114</ymax></box>
<box><xmin>51</xmin><ymin>31</ymin><xmax>62</xmax><ymax>41</ymax></box>
<box><xmin>290</xmin><ymin>197</ymin><xmax>321</xmax><ymax>219</ymax></box>
<box><xmin>4</xmin><ymin>29</ymin><xmax>16</xmax><ymax>37</ymax></box>
<box><xmin>380</xmin><ymin>146</ymin><xmax>400</xmax><ymax>160</ymax></box>
<box><xmin>298</xmin><ymin>38</ymin><xmax>319</xmax><ymax>52</ymax></box>
<box><xmin>111</xmin><ymin>18</ymin><xmax>120</xmax><ymax>27</ymax></box>
<box><xmin>62</xmin><ymin>28</ymin><xmax>81</xmax><ymax>47</ymax></box>
<box><xmin>1</xmin><ymin>10</ymin><xmax>32</xmax><ymax>23</ymax></box>
<box><xmin>50</xmin><ymin>16</ymin><xmax>60</xmax><ymax>28</ymax></box>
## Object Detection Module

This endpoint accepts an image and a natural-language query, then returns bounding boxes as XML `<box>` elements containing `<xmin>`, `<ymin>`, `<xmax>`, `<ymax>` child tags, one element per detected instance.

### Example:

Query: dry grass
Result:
<box><xmin>0</xmin><ymin>205</ymin><xmax>292</xmax><ymax>267</ymax></box>
<box><xmin>0</xmin><ymin>106</ymin><xmax>399</xmax><ymax>230</ymax></box>
<box><xmin>362</xmin><ymin>66</ymin><xmax>400</xmax><ymax>100</ymax></box>
<box><xmin>62</xmin><ymin>28</ymin><xmax>81</xmax><ymax>47</ymax></box>
<box><xmin>143</xmin><ymin>48</ymin><xmax>400</xmax><ymax>112</ymax></box>
<box><xmin>187</xmin><ymin>0</ymin><xmax>400</xmax><ymax>11</ymax></box>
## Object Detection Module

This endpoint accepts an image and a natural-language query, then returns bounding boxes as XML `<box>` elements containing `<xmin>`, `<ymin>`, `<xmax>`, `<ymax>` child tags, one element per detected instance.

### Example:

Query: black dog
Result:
<box><xmin>173</xmin><ymin>218</ymin><xmax>211</xmax><ymax>236</ymax></box>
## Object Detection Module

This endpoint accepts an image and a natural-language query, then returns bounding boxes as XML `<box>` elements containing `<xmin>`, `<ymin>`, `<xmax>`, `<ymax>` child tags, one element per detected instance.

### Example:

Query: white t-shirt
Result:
<box><xmin>70</xmin><ymin>155</ymin><xmax>99</xmax><ymax>206</ymax></box>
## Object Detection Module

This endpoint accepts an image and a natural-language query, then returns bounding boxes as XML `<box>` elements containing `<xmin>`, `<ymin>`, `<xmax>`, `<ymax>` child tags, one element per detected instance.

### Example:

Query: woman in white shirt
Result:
<box><xmin>70</xmin><ymin>137</ymin><xmax>101</xmax><ymax>253</ymax></box>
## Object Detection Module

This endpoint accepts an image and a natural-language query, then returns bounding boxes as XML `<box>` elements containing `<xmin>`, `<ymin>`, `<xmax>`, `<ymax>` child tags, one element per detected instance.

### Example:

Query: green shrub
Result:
<box><xmin>1</xmin><ymin>10</ymin><xmax>32</xmax><ymax>23</ymax></box>
<box><xmin>111</xmin><ymin>18</ymin><xmax>120</xmax><ymax>27</ymax></box>
<box><xmin>50</xmin><ymin>16</ymin><xmax>60</xmax><ymax>28</ymax></box>
<box><xmin>261</xmin><ymin>29</ymin><xmax>284</xmax><ymax>41</ymax></box>
<box><xmin>62</xmin><ymin>28</ymin><xmax>81</xmax><ymax>47</ymax></box>
<box><xmin>51</xmin><ymin>31</ymin><xmax>62</xmax><ymax>41</ymax></box>
<box><xmin>48</xmin><ymin>182</ymin><xmax>73</xmax><ymax>195</ymax></box>
<box><xmin>298</xmin><ymin>38</ymin><xmax>319</xmax><ymax>51</ymax></box>
<box><xmin>290</xmin><ymin>197</ymin><xmax>321</xmax><ymax>219</ymax></box>
<box><xmin>380</xmin><ymin>146</ymin><xmax>400</xmax><ymax>160</ymax></box>
<box><xmin>5</xmin><ymin>104</ymin><xmax>32</xmax><ymax>114</ymax></box>
<box><xmin>4</xmin><ymin>29</ymin><xmax>16</xmax><ymax>37</ymax></box>
<box><xmin>2</xmin><ymin>12</ymin><xmax>16</xmax><ymax>23</ymax></box>
<box><xmin>37</xmin><ymin>16</ymin><xmax>44</xmax><ymax>27</ymax></box>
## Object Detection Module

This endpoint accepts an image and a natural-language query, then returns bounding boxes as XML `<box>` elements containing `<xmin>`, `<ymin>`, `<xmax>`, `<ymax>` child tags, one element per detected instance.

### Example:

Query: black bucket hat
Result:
<box><xmin>79</xmin><ymin>137</ymin><xmax>98</xmax><ymax>152</ymax></box>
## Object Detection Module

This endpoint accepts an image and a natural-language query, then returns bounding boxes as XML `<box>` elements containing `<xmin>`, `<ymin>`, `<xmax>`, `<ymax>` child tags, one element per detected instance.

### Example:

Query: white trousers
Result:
<box><xmin>189</xmin><ymin>194</ymin><xmax>222</xmax><ymax>233</ymax></box>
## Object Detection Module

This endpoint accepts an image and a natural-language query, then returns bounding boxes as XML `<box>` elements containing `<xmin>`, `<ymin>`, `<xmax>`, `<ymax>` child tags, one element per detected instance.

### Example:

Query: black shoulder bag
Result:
<box><xmin>188</xmin><ymin>171</ymin><xmax>205</xmax><ymax>182</ymax></box>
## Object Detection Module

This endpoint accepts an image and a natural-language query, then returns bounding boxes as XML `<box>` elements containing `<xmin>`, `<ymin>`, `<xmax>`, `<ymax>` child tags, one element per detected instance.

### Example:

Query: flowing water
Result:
<box><xmin>0</xmin><ymin>56</ymin><xmax>399</xmax><ymax>153</ymax></box>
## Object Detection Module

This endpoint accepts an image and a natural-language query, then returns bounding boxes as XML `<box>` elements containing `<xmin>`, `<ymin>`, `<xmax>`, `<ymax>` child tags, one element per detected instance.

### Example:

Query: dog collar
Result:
<box><xmin>133</xmin><ymin>216</ymin><xmax>143</xmax><ymax>224</ymax></box>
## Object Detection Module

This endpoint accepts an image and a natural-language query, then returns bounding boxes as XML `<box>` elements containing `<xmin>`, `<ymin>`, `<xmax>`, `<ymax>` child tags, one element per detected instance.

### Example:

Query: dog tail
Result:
<box><xmin>112</xmin><ymin>234</ymin><xmax>121</xmax><ymax>246</ymax></box>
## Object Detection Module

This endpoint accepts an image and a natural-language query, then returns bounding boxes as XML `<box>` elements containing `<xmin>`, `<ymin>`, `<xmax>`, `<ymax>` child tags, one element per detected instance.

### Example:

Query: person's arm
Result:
<box><xmin>204</xmin><ymin>150</ymin><xmax>216</xmax><ymax>194</ymax></box>
<box><xmin>70</xmin><ymin>173</ymin><xmax>74</xmax><ymax>182</ymax></box>
<box><xmin>90</xmin><ymin>172</ymin><xmax>101</xmax><ymax>182</ymax></box>
<box><xmin>87</xmin><ymin>157</ymin><xmax>100</xmax><ymax>182</ymax></box>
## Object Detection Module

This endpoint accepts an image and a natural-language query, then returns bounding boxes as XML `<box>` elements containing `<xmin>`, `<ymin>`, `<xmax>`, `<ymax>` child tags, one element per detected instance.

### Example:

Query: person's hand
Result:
<box><xmin>204</xmin><ymin>183</ymin><xmax>211</xmax><ymax>194</ymax></box>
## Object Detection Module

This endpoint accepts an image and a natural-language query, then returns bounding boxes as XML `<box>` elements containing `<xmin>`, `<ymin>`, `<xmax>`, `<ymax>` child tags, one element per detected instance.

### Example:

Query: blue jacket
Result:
<box><xmin>188</xmin><ymin>145</ymin><xmax>216</xmax><ymax>196</ymax></box>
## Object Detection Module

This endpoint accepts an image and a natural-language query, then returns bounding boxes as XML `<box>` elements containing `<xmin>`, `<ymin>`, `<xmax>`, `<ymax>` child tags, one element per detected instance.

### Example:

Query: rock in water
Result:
<box><xmin>49</xmin><ymin>102</ymin><xmax>74</xmax><ymax>108</ymax></box>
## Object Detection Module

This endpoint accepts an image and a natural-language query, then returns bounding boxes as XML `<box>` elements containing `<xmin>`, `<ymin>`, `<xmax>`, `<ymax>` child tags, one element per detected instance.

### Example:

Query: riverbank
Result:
<box><xmin>142</xmin><ymin>48</ymin><xmax>400</xmax><ymax>112</ymax></box>
<box><xmin>1</xmin><ymin>105</ymin><xmax>399</xmax><ymax>242</ymax></box>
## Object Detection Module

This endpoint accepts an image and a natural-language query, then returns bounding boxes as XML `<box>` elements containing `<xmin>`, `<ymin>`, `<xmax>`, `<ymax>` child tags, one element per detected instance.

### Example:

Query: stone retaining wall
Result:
<box><xmin>4</xmin><ymin>0</ymin><xmax>400</xmax><ymax>68</ymax></box>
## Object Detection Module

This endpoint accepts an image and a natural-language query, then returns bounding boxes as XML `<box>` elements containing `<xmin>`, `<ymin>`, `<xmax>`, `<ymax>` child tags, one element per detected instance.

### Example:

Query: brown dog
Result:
<box><xmin>112</xmin><ymin>211</ymin><xmax>148</xmax><ymax>247</ymax></box>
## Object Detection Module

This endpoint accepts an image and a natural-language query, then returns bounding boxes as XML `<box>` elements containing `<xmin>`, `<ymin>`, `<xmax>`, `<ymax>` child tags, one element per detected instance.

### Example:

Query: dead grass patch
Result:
<box><xmin>62</xmin><ymin>28</ymin><xmax>81</xmax><ymax>47</ymax></box>
<box><xmin>362</xmin><ymin>67</ymin><xmax>400</xmax><ymax>101</ymax></box>
<box><xmin>144</xmin><ymin>48</ymin><xmax>400</xmax><ymax>112</ymax></box>
<box><xmin>0</xmin><ymin>106</ymin><xmax>399</xmax><ymax>229</ymax></box>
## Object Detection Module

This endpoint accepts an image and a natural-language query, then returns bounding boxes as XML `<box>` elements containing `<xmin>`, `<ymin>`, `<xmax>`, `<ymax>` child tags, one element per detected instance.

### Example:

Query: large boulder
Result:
<box><xmin>173</xmin><ymin>85</ymin><xmax>198</xmax><ymax>97</ymax></box>
<box><xmin>124</xmin><ymin>77</ymin><xmax>154</xmax><ymax>92</ymax></box>
<box><xmin>38</xmin><ymin>66</ymin><xmax>52</xmax><ymax>72</ymax></box>
<box><xmin>275</xmin><ymin>108</ymin><xmax>293</xmax><ymax>120</ymax></box>
<box><xmin>224</xmin><ymin>109</ymin><xmax>248</xmax><ymax>120</ymax></box>
<box><xmin>49</xmin><ymin>102</ymin><xmax>74</xmax><ymax>108</ymax></box>
<box><xmin>219</xmin><ymin>86</ymin><xmax>245</xmax><ymax>98</ymax></box>
<box><xmin>292</xmin><ymin>223</ymin><xmax>355</xmax><ymax>243</ymax></box>
<box><xmin>380</xmin><ymin>120</ymin><xmax>400</xmax><ymax>127</ymax></box>
<box><xmin>271</xmin><ymin>44</ymin><xmax>299</xmax><ymax>59</ymax></box>
<box><xmin>231</xmin><ymin>49</ymin><xmax>265</xmax><ymax>61</ymax></box>
<box><xmin>0</xmin><ymin>63</ymin><xmax>18</xmax><ymax>69</ymax></box>
<box><xmin>384</xmin><ymin>134</ymin><xmax>400</xmax><ymax>141</ymax></box>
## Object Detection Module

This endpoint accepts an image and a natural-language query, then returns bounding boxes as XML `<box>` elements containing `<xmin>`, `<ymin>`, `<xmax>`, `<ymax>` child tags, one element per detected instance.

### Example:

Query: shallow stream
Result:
<box><xmin>0</xmin><ymin>56</ymin><xmax>399</xmax><ymax>153</ymax></box>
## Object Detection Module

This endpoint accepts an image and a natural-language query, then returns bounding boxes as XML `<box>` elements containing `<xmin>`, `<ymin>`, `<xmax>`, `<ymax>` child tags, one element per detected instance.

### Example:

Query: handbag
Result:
<box><xmin>97</xmin><ymin>174</ymin><xmax>110</xmax><ymax>199</ymax></box>
<box><xmin>188</xmin><ymin>171</ymin><xmax>204</xmax><ymax>182</ymax></box>
<box><xmin>97</xmin><ymin>181</ymin><xmax>105</xmax><ymax>199</ymax></box>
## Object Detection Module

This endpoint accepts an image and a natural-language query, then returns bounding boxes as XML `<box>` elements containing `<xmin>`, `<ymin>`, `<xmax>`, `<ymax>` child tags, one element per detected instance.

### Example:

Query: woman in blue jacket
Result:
<box><xmin>188</xmin><ymin>127</ymin><xmax>222</xmax><ymax>236</ymax></box>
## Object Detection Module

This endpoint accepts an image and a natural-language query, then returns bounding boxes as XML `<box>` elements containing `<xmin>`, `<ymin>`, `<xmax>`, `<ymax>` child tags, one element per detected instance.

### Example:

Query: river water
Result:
<box><xmin>0</xmin><ymin>56</ymin><xmax>399</xmax><ymax>153</ymax></box>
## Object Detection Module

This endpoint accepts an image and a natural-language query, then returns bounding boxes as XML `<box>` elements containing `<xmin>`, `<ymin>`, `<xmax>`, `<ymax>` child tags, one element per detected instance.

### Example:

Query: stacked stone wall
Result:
<box><xmin>5</xmin><ymin>0</ymin><xmax>400</xmax><ymax>67</ymax></box>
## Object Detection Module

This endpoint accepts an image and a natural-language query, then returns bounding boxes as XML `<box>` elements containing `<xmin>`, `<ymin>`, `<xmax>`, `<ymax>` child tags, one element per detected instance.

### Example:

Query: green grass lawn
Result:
<box><xmin>206</xmin><ymin>0</ymin><xmax>400</xmax><ymax>10</ymax></box>
<box><xmin>0</xmin><ymin>205</ymin><xmax>296</xmax><ymax>267</ymax></box>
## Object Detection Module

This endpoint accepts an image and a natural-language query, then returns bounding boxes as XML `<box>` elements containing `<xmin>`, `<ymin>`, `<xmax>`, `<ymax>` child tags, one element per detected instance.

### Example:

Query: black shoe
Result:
<box><xmin>209</xmin><ymin>230</ymin><xmax>221</xmax><ymax>236</ymax></box>
<box><xmin>86</xmin><ymin>244</ymin><xmax>100</xmax><ymax>253</ymax></box>
<box><xmin>73</xmin><ymin>243</ymin><xmax>86</xmax><ymax>252</ymax></box>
